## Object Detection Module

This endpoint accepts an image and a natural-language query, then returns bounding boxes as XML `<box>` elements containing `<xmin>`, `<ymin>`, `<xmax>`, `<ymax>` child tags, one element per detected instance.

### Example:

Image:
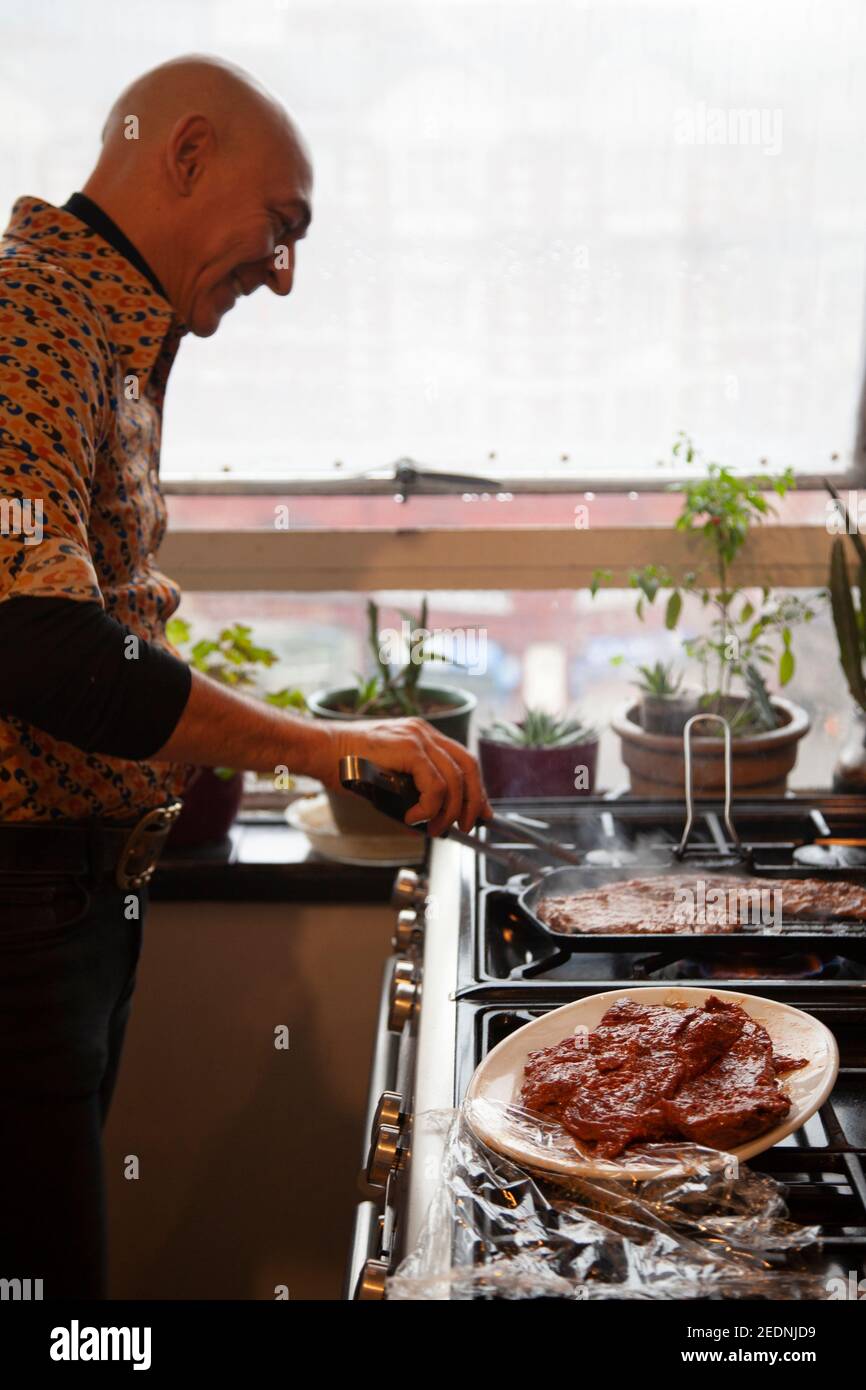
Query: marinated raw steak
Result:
<box><xmin>520</xmin><ymin>996</ymin><xmax>807</xmax><ymax>1158</ymax></box>
<box><xmin>535</xmin><ymin>874</ymin><xmax>866</xmax><ymax>935</ymax></box>
<box><xmin>661</xmin><ymin>1000</ymin><xmax>808</xmax><ymax>1150</ymax></box>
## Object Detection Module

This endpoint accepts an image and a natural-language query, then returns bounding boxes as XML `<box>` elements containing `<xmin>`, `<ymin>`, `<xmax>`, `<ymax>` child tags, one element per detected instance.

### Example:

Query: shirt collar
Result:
<box><xmin>62</xmin><ymin>191</ymin><xmax>168</xmax><ymax>300</ymax></box>
<box><xmin>1</xmin><ymin>196</ymin><xmax>187</xmax><ymax>384</ymax></box>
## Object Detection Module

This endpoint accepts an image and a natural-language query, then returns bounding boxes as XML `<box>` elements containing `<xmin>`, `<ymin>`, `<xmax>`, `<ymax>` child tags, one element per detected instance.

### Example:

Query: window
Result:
<box><xmin>3</xmin><ymin>0</ymin><xmax>866</xmax><ymax>488</ymax></box>
<box><xmin>174</xmin><ymin>588</ymin><xmax>852</xmax><ymax>792</ymax></box>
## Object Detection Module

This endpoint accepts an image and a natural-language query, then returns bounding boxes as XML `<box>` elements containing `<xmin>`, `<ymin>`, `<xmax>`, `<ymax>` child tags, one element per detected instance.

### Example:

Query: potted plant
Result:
<box><xmin>307</xmin><ymin>598</ymin><xmax>477</xmax><ymax>834</ymax></box>
<box><xmin>477</xmin><ymin>708</ymin><xmax>598</xmax><ymax>799</ymax></box>
<box><xmin>592</xmin><ymin>435</ymin><xmax>821</xmax><ymax>797</ymax></box>
<box><xmin>624</xmin><ymin>661</ymin><xmax>698</xmax><ymax>736</ymax></box>
<box><xmin>166</xmin><ymin>619</ymin><xmax>306</xmax><ymax>848</ymax></box>
<box><xmin>826</xmin><ymin>483</ymin><xmax>866</xmax><ymax>791</ymax></box>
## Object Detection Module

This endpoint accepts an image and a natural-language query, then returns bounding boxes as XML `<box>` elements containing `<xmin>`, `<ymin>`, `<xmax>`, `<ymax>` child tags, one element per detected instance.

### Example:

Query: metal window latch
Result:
<box><xmin>346</xmin><ymin>456</ymin><xmax>503</xmax><ymax>501</ymax></box>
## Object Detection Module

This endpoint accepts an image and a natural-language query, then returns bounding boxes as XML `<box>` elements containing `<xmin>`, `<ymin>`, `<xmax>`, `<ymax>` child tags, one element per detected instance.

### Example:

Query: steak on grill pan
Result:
<box><xmin>535</xmin><ymin>874</ymin><xmax>866</xmax><ymax>935</ymax></box>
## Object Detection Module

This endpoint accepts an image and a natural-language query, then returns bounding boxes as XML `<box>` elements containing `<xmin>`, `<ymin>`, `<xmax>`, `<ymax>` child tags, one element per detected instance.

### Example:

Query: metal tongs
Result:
<box><xmin>673</xmin><ymin>713</ymin><xmax>747</xmax><ymax>863</ymax></box>
<box><xmin>338</xmin><ymin>755</ymin><xmax>583</xmax><ymax>876</ymax></box>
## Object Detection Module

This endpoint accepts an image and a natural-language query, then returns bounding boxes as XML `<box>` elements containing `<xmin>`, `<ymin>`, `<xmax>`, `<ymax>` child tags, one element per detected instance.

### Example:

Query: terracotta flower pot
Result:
<box><xmin>307</xmin><ymin>685</ymin><xmax>476</xmax><ymax>835</ymax></box>
<box><xmin>167</xmin><ymin>767</ymin><xmax>245</xmax><ymax>849</ymax></box>
<box><xmin>611</xmin><ymin>696</ymin><xmax>810</xmax><ymax>798</ymax></box>
<box><xmin>477</xmin><ymin>736</ymin><xmax>598</xmax><ymax>800</ymax></box>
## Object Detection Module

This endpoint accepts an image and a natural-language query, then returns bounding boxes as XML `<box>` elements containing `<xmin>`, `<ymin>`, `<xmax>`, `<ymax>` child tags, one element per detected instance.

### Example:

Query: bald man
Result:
<box><xmin>0</xmin><ymin>55</ymin><xmax>489</xmax><ymax>1299</ymax></box>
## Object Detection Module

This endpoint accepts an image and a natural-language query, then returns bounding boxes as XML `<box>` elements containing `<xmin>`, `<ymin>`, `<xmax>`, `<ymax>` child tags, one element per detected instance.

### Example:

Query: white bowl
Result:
<box><xmin>286</xmin><ymin>792</ymin><xmax>425</xmax><ymax>867</ymax></box>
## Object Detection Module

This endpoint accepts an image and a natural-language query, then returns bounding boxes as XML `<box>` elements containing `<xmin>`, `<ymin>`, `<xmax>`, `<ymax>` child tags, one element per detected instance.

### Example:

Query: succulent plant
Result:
<box><xmin>481</xmin><ymin>707</ymin><xmax>596</xmax><ymax>749</ymax></box>
<box><xmin>826</xmin><ymin>483</ymin><xmax>866</xmax><ymax>714</ymax></box>
<box><xmin>631</xmin><ymin>661</ymin><xmax>684</xmax><ymax>698</ymax></box>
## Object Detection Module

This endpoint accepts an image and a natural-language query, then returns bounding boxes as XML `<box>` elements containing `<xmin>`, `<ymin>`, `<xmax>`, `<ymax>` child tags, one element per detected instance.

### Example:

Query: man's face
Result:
<box><xmin>180</xmin><ymin>132</ymin><xmax>312</xmax><ymax>337</ymax></box>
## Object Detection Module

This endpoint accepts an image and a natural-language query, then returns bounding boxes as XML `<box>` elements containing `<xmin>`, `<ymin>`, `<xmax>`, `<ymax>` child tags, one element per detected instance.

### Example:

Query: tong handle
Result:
<box><xmin>675</xmin><ymin>713</ymin><xmax>742</xmax><ymax>858</ymax></box>
<box><xmin>339</xmin><ymin>754</ymin><xmax>539</xmax><ymax>839</ymax></box>
<box><xmin>338</xmin><ymin>754</ymin><xmax>542</xmax><ymax>875</ymax></box>
<box><xmin>339</xmin><ymin>756</ymin><xmax>421</xmax><ymax>824</ymax></box>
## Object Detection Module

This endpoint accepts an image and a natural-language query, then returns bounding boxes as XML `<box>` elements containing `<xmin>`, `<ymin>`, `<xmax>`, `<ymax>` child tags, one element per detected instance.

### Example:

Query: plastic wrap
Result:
<box><xmin>387</xmin><ymin>1100</ymin><xmax>829</xmax><ymax>1300</ymax></box>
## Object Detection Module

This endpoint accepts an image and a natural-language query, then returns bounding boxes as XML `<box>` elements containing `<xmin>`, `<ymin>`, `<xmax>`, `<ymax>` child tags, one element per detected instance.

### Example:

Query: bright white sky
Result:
<box><xmin>2</xmin><ymin>0</ymin><xmax>866</xmax><ymax>483</ymax></box>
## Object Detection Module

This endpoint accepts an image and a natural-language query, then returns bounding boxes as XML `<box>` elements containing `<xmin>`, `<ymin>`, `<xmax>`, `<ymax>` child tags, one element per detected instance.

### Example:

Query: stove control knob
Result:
<box><xmin>387</xmin><ymin>960</ymin><xmax>418</xmax><ymax>1032</ymax></box>
<box><xmin>370</xmin><ymin>1090</ymin><xmax>403</xmax><ymax>1143</ymax></box>
<box><xmin>354</xmin><ymin>1258</ymin><xmax>389</xmax><ymax>1300</ymax></box>
<box><xmin>391</xmin><ymin>868</ymin><xmax>428</xmax><ymax>910</ymax></box>
<box><xmin>366</xmin><ymin>1122</ymin><xmax>402</xmax><ymax>1188</ymax></box>
<box><xmin>392</xmin><ymin>907</ymin><xmax>423</xmax><ymax>952</ymax></box>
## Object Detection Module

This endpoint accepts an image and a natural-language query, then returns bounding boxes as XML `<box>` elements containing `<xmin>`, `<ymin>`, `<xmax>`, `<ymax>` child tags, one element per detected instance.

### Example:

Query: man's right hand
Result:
<box><xmin>309</xmin><ymin>715</ymin><xmax>492</xmax><ymax>837</ymax></box>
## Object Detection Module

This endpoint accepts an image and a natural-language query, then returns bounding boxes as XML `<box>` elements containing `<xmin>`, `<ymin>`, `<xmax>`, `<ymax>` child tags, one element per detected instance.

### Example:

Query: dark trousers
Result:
<box><xmin>0</xmin><ymin>871</ymin><xmax>146</xmax><ymax>1299</ymax></box>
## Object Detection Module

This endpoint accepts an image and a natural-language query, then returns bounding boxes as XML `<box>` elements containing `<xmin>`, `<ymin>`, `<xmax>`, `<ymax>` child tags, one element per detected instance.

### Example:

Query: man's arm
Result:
<box><xmin>0</xmin><ymin>596</ymin><xmax>190</xmax><ymax>758</ymax></box>
<box><xmin>0</xmin><ymin>592</ymin><xmax>490</xmax><ymax>837</ymax></box>
<box><xmin>153</xmin><ymin>668</ymin><xmax>491</xmax><ymax>836</ymax></box>
<box><xmin>0</xmin><ymin>597</ymin><xmax>490</xmax><ymax>836</ymax></box>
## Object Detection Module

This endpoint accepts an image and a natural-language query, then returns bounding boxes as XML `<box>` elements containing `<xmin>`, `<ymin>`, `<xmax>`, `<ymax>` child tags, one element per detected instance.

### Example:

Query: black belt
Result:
<box><xmin>0</xmin><ymin>802</ymin><xmax>183</xmax><ymax>890</ymax></box>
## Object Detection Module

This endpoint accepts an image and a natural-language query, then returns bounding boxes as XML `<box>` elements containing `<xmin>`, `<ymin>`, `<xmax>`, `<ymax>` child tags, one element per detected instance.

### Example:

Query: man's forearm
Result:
<box><xmin>152</xmin><ymin>668</ymin><xmax>492</xmax><ymax>834</ymax></box>
<box><xmin>151</xmin><ymin>668</ymin><xmax>340</xmax><ymax>784</ymax></box>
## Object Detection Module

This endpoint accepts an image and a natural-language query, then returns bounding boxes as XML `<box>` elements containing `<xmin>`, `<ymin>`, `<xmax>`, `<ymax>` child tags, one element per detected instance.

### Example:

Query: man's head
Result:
<box><xmin>83</xmin><ymin>55</ymin><xmax>312</xmax><ymax>336</ymax></box>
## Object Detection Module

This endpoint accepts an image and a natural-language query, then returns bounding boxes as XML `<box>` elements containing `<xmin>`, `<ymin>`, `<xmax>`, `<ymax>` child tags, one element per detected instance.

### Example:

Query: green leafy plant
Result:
<box><xmin>481</xmin><ymin>707</ymin><xmax>596</xmax><ymax>749</ymax></box>
<box><xmin>166</xmin><ymin>619</ymin><xmax>307</xmax><ymax>710</ymax></box>
<box><xmin>825</xmin><ymin>482</ymin><xmax>866</xmax><ymax>714</ymax></box>
<box><xmin>592</xmin><ymin>434</ymin><xmax>823</xmax><ymax>736</ymax></box>
<box><xmin>349</xmin><ymin>598</ymin><xmax>452</xmax><ymax>717</ymax></box>
<box><xmin>166</xmin><ymin>618</ymin><xmax>306</xmax><ymax>777</ymax></box>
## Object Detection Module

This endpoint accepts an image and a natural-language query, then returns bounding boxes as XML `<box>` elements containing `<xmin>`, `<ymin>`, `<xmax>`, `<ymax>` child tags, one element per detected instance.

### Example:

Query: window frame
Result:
<box><xmin>161</xmin><ymin>459</ymin><xmax>866</xmax><ymax>498</ymax></box>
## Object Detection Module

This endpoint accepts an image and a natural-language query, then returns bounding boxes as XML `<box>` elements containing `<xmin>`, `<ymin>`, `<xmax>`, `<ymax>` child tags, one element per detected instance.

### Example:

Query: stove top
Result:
<box><xmin>456</xmin><ymin>794</ymin><xmax>866</xmax><ymax>989</ymax></box>
<box><xmin>435</xmin><ymin>798</ymin><xmax>866</xmax><ymax>1295</ymax></box>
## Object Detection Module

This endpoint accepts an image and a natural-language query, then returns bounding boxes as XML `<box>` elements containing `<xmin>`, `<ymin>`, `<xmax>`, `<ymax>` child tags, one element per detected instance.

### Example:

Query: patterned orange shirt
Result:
<box><xmin>0</xmin><ymin>196</ymin><xmax>191</xmax><ymax>821</ymax></box>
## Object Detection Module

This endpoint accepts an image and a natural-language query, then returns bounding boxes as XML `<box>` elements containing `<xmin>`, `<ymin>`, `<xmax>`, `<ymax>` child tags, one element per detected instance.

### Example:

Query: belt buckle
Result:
<box><xmin>115</xmin><ymin>802</ymin><xmax>183</xmax><ymax>891</ymax></box>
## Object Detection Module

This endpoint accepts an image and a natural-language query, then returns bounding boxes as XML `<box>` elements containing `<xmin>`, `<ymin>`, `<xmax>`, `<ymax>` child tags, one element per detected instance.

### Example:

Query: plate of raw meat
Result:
<box><xmin>465</xmin><ymin>987</ymin><xmax>839</xmax><ymax>1178</ymax></box>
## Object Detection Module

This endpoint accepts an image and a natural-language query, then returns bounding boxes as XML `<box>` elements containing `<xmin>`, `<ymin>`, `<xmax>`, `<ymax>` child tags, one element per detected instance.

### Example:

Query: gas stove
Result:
<box><xmin>346</xmin><ymin>794</ymin><xmax>866</xmax><ymax>1300</ymax></box>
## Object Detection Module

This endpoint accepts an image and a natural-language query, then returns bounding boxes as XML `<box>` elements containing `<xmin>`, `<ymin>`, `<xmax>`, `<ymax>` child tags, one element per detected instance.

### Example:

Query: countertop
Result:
<box><xmin>150</xmin><ymin>813</ymin><xmax>401</xmax><ymax>903</ymax></box>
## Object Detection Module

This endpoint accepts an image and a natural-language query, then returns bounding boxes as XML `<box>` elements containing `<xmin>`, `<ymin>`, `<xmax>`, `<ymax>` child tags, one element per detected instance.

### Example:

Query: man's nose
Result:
<box><xmin>269</xmin><ymin>244</ymin><xmax>295</xmax><ymax>296</ymax></box>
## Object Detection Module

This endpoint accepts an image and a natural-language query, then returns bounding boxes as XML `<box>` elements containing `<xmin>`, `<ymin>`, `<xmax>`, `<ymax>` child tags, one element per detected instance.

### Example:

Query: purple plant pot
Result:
<box><xmin>477</xmin><ymin>737</ymin><xmax>599</xmax><ymax>800</ymax></box>
<box><xmin>167</xmin><ymin>768</ymin><xmax>245</xmax><ymax>850</ymax></box>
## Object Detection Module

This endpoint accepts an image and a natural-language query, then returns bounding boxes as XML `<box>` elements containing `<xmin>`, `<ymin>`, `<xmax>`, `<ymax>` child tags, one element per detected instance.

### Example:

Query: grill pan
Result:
<box><xmin>339</xmin><ymin>727</ymin><xmax>866</xmax><ymax>955</ymax></box>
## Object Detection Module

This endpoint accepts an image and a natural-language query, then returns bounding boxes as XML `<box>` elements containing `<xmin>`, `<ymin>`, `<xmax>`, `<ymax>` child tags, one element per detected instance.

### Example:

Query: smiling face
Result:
<box><xmin>174</xmin><ymin>120</ymin><xmax>313</xmax><ymax>337</ymax></box>
<box><xmin>81</xmin><ymin>59</ymin><xmax>316</xmax><ymax>338</ymax></box>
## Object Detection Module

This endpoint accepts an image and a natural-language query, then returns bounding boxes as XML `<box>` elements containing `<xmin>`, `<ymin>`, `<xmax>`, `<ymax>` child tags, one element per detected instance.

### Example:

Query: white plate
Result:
<box><xmin>466</xmin><ymin>986</ymin><xmax>839</xmax><ymax>1179</ymax></box>
<box><xmin>286</xmin><ymin>793</ymin><xmax>425</xmax><ymax>867</ymax></box>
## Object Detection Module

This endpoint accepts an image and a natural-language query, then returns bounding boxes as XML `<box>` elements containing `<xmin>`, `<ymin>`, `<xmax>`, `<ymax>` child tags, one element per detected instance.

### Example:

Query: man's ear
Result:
<box><xmin>165</xmin><ymin>113</ymin><xmax>214</xmax><ymax>195</ymax></box>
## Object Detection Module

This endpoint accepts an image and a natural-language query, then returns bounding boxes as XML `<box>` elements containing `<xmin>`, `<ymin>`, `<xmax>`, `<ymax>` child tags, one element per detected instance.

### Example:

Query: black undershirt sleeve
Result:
<box><xmin>0</xmin><ymin>596</ymin><xmax>192</xmax><ymax>760</ymax></box>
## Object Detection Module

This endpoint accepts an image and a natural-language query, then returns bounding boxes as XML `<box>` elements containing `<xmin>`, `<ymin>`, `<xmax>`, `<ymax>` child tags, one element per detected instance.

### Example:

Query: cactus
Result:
<box><xmin>353</xmin><ymin>597</ymin><xmax>439</xmax><ymax>716</ymax></box>
<box><xmin>826</xmin><ymin>483</ymin><xmax>866</xmax><ymax>714</ymax></box>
